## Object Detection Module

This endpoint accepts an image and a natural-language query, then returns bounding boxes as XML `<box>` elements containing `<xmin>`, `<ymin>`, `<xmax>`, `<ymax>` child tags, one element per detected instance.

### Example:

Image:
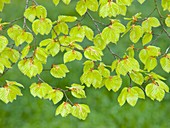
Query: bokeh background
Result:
<box><xmin>0</xmin><ymin>0</ymin><xmax>170</xmax><ymax>128</ymax></box>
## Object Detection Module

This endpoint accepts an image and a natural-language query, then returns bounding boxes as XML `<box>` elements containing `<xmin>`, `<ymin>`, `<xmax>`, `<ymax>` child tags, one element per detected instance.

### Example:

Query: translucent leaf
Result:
<box><xmin>93</xmin><ymin>34</ymin><xmax>106</xmax><ymax>50</ymax></box>
<box><xmin>162</xmin><ymin>0</ymin><xmax>170</xmax><ymax>11</ymax></box>
<box><xmin>139</xmin><ymin>49</ymin><xmax>149</xmax><ymax>64</ymax></box>
<box><xmin>62</xmin><ymin>0</ymin><xmax>71</xmax><ymax>5</ymax></box>
<box><xmin>45</xmin><ymin>89</ymin><xmax>64</xmax><ymax>104</ymax></box>
<box><xmin>68</xmin><ymin>84</ymin><xmax>86</xmax><ymax>98</ymax></box>
<box><xmin>105</xmin><ymin>75</ymin><xmax>122</xmax><ymax>92</ymax></box>
<box><xmin>83</xmin><ymin>26</ymin><xmax>94</xmax><ymax>41</ymax></box>
<box><xmin>30</xmin><ymin>82</ymin><xmax>53</xmax><ymax>99</ymax></box>
<box><xmin>24</xmin><ymin>5</ymin><xmax>36</xmax><ymax>22</ymax></box>
<box><xmin>118</xmin><ymin>87</ymin><xmax>128</xmax><ymax>106</ymax></box>
<box><xmin>145</xmin><ymin>83</ymin><xmax>166</xmax><ymax>101</ymax></box>
<box><xmin>0</xmin><ymin>36</ymin><xmax>8</xmax><ymax>53</ymax></box>
<box><xmin>83</xmin><ymin>60</ymin><xmax>94</xmax><ymax>72</ymax></box>
<box><xmin>40</xmin><ymin>39</ymin><xmax>60</xmax><ymax>56</ymax></box>
<box><xmin>50</xmin><ymin>64</ymin><xmax>69</xmax><ymax>78</ymax></box>
<box><xmin>165</xmin><ymin>16</ymin><xmax>170</xmax><ymax>27</ymax></box>
<box><xmin>80</xmin><ymin>70</ymin><xmax>102</xmax><ymax>88</ymax></box>
<box><xmin>18</xmin><ymin>58</ymin><xmax>43</xmax><ymax>78</ymax></box>
<box><xmin>130</xmin><ymin>25</ymin><xmax>143</xmax><ymax>43</ymax></box>
<box><xmin>137</xmin><ymin>0</ymin><xmax>145</xmax><ymax>4</ymax></box>
<box><xmin>144</xmin><ymin>57</ymin><xmax>157</xmax><ymax>72</ymax></box>
<box><xmin>32</xmin><ymin>18</ymin><xmax>52</xmax><ymax>35</ymax></box>
<box><xmin>126</xmin><ymin>88</ymin><xmax>138</xmax><ymax>106</ymax></box>
<box><xmin>35</xmin><ymin>47</ymin><xmax>49</xmax><ymax>64</ymax></box>
<box><xmin>36</xmin><ymin>5</ymin><xmax>47</xmax><ymax>19</ymax></box>
<box><xmin>0</xmin><ymin>81</ymin><xmax>23</xmax><ymax>104</ymax></box>
<box><xmin>116</xmin><ymin>0</ymin><xmax>133</xmax><ymax>6</ymax></box>
<box><xmin>111</xmin><ymin>60</ymin><xmax>118</xmax><ymax>71</ymax></box>
<box><xmin>72</xmin><ymin>104</ymin><xmax>90</xmax><ymax>120</ymax></box>
<box><xmin>58</xmin><ymin>15</ymin><xmax>77</xmax><ymax>22</ymax></box>
<box><xmin>156</xmin><ymin>80</ymin><xmax>169</xmax><ymax>92</ymax></box>
<box><xmin>160</xmin><ymin>55</ymin><xmax>170</xmax><ymax>73</ymax></box>
<box><xmin>130</xmin><ymin>71</ymin><xmax>144</xmax><ymax>85</ymax></box>
<box><xmin>0</xmin><ymin>63</ymin><xmax>4</xmax><ymax>73</ymax></box>
<box><xmin>21</xmin><ymin>44</ymin><xmax>31</xmax><ymax>59</ymax></box>
<box><xmin>7</xmin><ymin>25</ymin><xmax>22</xmax><ymax>41</ymax></box>
<box><xmin>55</xmin><ymin>102</ymin><xmax>72</xmax><ymax>117</ymax></box>
<box><xmin>84</xmin><ymin>46</ymin><xmax>103</xmax><ymax>61</ymax></box>
<box><xmin>76</xmin><ymin>0</ymin><xmax>87</xmax><ymax>16</ymax></box>
<box><xmin>98</xmin><ymin>63</ymin><xmax>110</xmax><ymax>78</ymax></box>
<box><xmin>133</xmin><ymin>87</ymin><xmax>145</xmax><ymax>99</ymax></box>
<box><xmin>142</xmin><ymin>32</ymin><xmax>153</xmax><ymax>45</ymax></box>
<box><xmin>64</xmin><ymin>50</ymin><xmax>82</xmax><ymax>63</ymax></box>
<box><xmin>99</xmin><ymin>2</ymin><xmax>119</xmax><ymax>18</ymax></box>
<box><xmin>53</xmin><ymin>0</ymin><xmax>60</xmax><ymax>6</ymax></box>
<box><xmin>86</xmin><ymin>0</ymin><xmax>98</xmax><ymax>12</ymax></box>
<box><xmin>69</xmin><ymin>25</ymin><xmax>85</xmax><ymax>42</ymax></box>
<box><xmin>149</xmin><ymin>17</ymin><xmax>160</xmax><ymax>27</ymax></box>
<box><xmin>118</xmin><ymin>4</ymin><xmax>127</xmax><ymax>16</ymax></box>
<box><xmin>52</xmin><ymin>22</ymin><xmax>69</xmax><ymax>35</ymax></box>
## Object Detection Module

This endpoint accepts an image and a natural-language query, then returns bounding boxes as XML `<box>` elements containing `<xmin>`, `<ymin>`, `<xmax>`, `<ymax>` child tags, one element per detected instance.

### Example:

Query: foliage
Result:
<box><xmin>0</xmin><ymin>0</ymin><xmax>170</xmax><ymax>120</ymax></box>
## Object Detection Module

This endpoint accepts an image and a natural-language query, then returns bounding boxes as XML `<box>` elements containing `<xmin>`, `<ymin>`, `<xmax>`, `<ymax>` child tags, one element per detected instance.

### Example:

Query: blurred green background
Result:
<box><xmin>0</xmin><ymin>0</ymin><xmax>170</xmax><ymax>128</ymax></box>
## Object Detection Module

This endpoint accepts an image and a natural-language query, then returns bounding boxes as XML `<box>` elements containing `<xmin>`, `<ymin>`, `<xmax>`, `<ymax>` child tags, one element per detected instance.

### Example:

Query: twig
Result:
<box><xmin>23</xmin><ymin>0</ymin><xmax>29</xmax><ymax>29</ymax></box>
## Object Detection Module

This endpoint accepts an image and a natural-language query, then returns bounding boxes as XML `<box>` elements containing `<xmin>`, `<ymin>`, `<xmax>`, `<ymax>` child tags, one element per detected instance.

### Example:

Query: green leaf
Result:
<box><xmin>32</xmin><ymin>18</ymin><xmax>52</xmax><ymax>35</ymax></box>
<box><xmin>7</xmin><ymin>25</ymin><xmax>22</xmax><ymax>41</ymax></box>
<box><xmin>130</xmin><ymin>71</ymin><xmax>144</xmax><ymax>85</ymax></box>
<box><xmin>76</xmin><ymin>0</ymin><xmax>87</xmax><ymax>16</ymax></box>
<box><xmin>126</xmin><ymin>88</ymin><xmax>138</xmax><ymax>106</ymax></box>
<box><xmin>93</xmin><ymin>34</ymin><xmax>106</xmax><ymax>50</ymax></box>
<box><xmin>50</xmin><ymin>64</ymin><xmax>69</xmax><ymax>78</ymax></box>
<box><xmin>142</xmin><ymin>17</ymin><xmax>160</xmax><ymax>32</ymax></box>
<box><xmin>162</xmin><ymin>0</ymin><xmax>170</xmax><ymax>11</ymax></box>
<box><xmin>62</xmin><ymin>0</ymin><xmax>71</xmax><ymax>5</ymax></box>
<box><xmin>68</xmin><ymin>84</ymin><xmax>86</xmax><ymax>98</ymax></box>
<box><xmin>82</xmin><ymin>26</ymin><xmax>94</xmax><ymax>41</ymax></box>
<box><xmin>52</xmin><ymin>22</ymin><xmax>69</xmax><ymax>35</ymax></box>
<box><xmin>139</xmin><ymin>49</ymin><xmax>149</xmax><ymax>64</ymax></box>
<box><xmin>69</xmin><ymin>25</ymin><xmax>85</xmax><ymax>42</ymax></box>
<box><xmin>36</xmin><ymin>5</ymin><xmax>47</xmax><ymax>19</ymax></box>
<box><xmin>86</xmin><ymin>0</ymin><xmax>98</xmax><ymax>12</ymax></box>
<box><xmin>130</xmin><ymin>25</ymin><xmax>143</xmax><ymax>43</ymax></box>
<box><xmin>126</xmin><ymin>46</ymin><xmax>134</xmax><ymax>58</ymax></box>
<box><xmin>24</xmin><ymin>5</ymin><xmax>36</xmax><ymax>22</ymax></box>
<box><xmin>145</xmin><ymin>83</ymin><xmax>166</xmax><ymax>101</ymax></box>
<box><xmin>84</xmin><ymin>46</ymin><xmax>103</xmax><ymax>61</ymax></box>
<box><xmin>53</xmin><ymin>0</ymin><xmax>60</xmax><ymax>6</ymax></box>
<box><xmin>165</xmin><ymin>15</ymin><xmax>170</xmax><ymax>27</ymax></box>
<box><xmin>142</xmin><ymin>32</ymin><xmax>153</xmax><ymax>45</ymax></box>
<box><xmin>133</xmin><ymin>87</ymin><xmax>145</xmax><ymax>99</ymax></box>
<box><xmin>144</xmin><ymin>57</ymin><xmax>157</xmax><ymax>72</ymax></box>
<box><xmin>72</xmin><ymin>104</ymin><xmax>90</xmax><ymax>120</ymax></box>
<box><xmin>40</xmin><ymin>39</ymin><xmax>60</xmax><ymax>56</ymax></box>
<box><xmin>18</xmin><ymin>58</ymin><xmax>43</xmax><ymax>78</ymax></box>
<box><xmin>30</xmin><ymin>82</ymin><xmax>53</xmax><ymax>99</ymax></box>
<box><xmin>35</xmin><ymin>47</ymin><xmax>49</xmax><ymax>64</ymax></box>
<box><xmin>118</xmin><ymin>4</ymin><xmax>127</xmax><ymax>16</ymax></box>
<box><xmin>0</xmin><ymin>36</ymin><xmax>8</xmax><ymax>53</ymax></box>
<box><xmin>160</xmin><ymin>54</ymin><xmax>170</xmax><ymax>73</ymax></box>
<box><xmin>116</xmin><ymin>0</ymin><xmax>133</xmax><ymax>6</ymax></box>
<box><xmin>118</xmin><ymin>87</ymin><xmax>128</xmax><ymax>106</ymax></box>
<box><xmin>45</xmin><ymin>89</ymin><xmax>64</xmax><ymax>104</ymax></box>
<box><xmin>64</xmin><ymin>50</ymin><xmax>82</xmax><ymax>63</ymax></box>
<box><xmin>156</xmin><ymin>80</ymin><xmax>169</xmax><ymax>92</ymax></box>
<box><xmin>111</xmin><ymin>60</ymin><xmax>118</xmax><ymax>71</ymax></box>
<box><xmin>101</xmin><ymin>26</ymin><xmax>119</xmax><ymax>44</ymax></box>
<box><xmin>0</xmin><ymin>81</ymin><xmax>23</xmax><ymax>104</ymax></box>
<box><xmin>99</xmin><ymin>2</ymin><xmax>119</xmax><ymax>18</ymax></box>
<box><xmin>58</xmin><ymin>15</ymin><xmax>77</xmax><ymax>22</ymax></box>
<box><xmin>55</xmin><ymin>102</ymin><xmax>72</xmax><ymax>117</ymax></box>
<box><xmin>21</xmin><ymin>44</ymin><xmax>31</xmax><ymax>59</ymax></box>
<box><xmin>98</xmin><ymin>63</ymin><xmax>110</xmax><ymax>78</ymax></box>
<box><xmin>83</xmin><ymin>60</ymin><xmax>94</xmax><ymax>72</ymax></box>
<box><xmin>105</xmin><ymin>75</ymin><xmax>122</xmax><ymax>92</ymax></box>
<box><xmin>137</xmin><ymin>0</ymin><xmax>145</xmax><ymax>4</ymax></box>
<box><xmin>80</xmin><ymin>70</ymin><xmax>102</xmax><ymax>88</ymax></box>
